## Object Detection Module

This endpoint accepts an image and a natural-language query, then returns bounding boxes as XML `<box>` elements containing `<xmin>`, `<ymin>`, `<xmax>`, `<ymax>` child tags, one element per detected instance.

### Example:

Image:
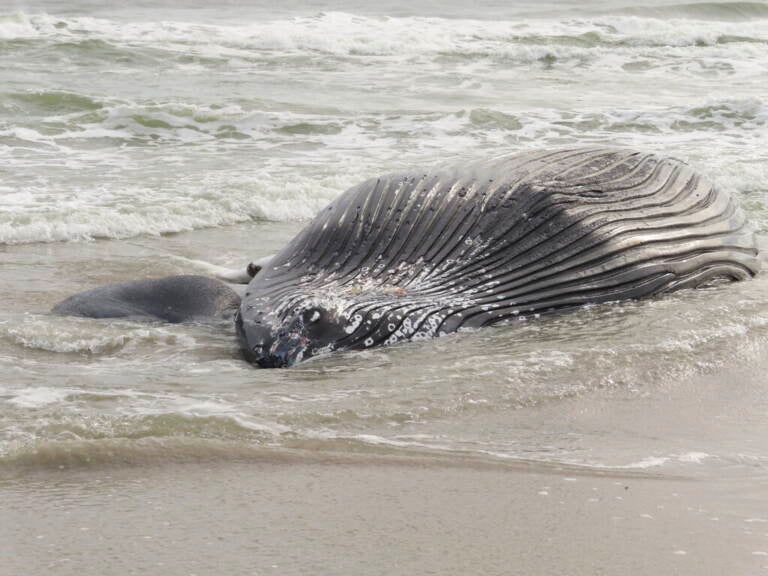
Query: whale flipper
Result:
<box><xmin>166</xmin><ymin>254</ymin><xmax>276</xmax><ymax>284</ymax></box>
<box><xmin>52</xmin><ymin>275</ymin><xmax>240</xmax><ymax>323</ymax></box>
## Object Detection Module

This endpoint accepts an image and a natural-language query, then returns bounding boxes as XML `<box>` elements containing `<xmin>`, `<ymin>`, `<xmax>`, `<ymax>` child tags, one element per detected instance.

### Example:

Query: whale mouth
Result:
<box><xmin>252</xmin><ymin>341</ymin><xmax>308</xmax><ymax>368</ymax></box>
<box><xmin>255</xmin><ymin>353</ymin><xmax>290</xmax><ymax>369</ymax></box>
<box><xmin>261</xmin><ymin>333</ymin><xmax>310</xmax><ymax>368</ymax></box>
<box><xmin>236</xmin><ymin>315</ymin><xmax>309</xmax><ymax>368</ymax></box>
<box><xmin>243</xmin><ymin>340</ymin><xmax>306</xmax><ymax>368</ymax></box>
<box><xmin>242</xmin><ymin>341</ymin><xmax>305</xmax><ymax>368</ymax></box>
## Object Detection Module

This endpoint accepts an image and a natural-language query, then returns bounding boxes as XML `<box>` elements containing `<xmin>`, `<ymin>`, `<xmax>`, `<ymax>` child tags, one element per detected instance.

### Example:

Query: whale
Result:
<box><xmin>235</xmin><ymin>147</ymin><xmax>760</xmax><ymax>367</ymax></box>
<box><xmin>52</xmin><ymin>148</ymin><xmax>760</xmax><ymax>367</ymax></box>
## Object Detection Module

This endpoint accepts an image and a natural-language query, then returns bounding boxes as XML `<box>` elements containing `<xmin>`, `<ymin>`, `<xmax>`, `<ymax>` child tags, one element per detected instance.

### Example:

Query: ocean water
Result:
<box><xmin>1</xmin><ymin>0</ymin><xmax>768</xmax><ymax>481</ymax></box>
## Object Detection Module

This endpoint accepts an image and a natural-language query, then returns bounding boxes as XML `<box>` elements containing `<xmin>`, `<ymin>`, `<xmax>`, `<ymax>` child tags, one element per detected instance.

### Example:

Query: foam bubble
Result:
<box><xmin>677</xmin><ymin>452</ymin><xmax>712</xmax><ymax>463</ymax></box>
<box><xmin>5</xmin><ymin>387</ymin><xmax>74</xmax><ymax>408</ymax></box>
<box><xmin>0</xmin><ymin>316</ymin><xmax>196</xmax><ymax>354</ymax></box>
<box><xmin>3</xmin><ymin>326</ymin><xmax>133</xmax><ymax>354</ymax></box>
<box><xmin>614</xmin><ymin>456</ymin><xmax>671</xmax><ymax>469</ymax></box>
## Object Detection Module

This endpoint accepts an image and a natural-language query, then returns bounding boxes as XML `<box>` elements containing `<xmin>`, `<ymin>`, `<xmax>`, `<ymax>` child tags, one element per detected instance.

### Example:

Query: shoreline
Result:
<box><xmin>4</xmin><ymin>459</ymin><xmax>767</xmax><ymax>576</ymax></box>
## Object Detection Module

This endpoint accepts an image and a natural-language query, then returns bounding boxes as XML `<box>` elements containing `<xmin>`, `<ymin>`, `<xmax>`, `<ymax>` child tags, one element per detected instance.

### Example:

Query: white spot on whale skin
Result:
<box><xmin>344</xmin><ymin>314</ymin><xmax>363</xmax><ymax>334</ymax></box>
<box><xmin>364</xmin><ymin>337</ymin><xmax>374</xmax><ymax>347</ymax></box>
<box><xmin>385</xmin><ymin>334</ymin><xmax>399</xmax><ymax>345</ymax></box>
<box><xmin>309</xmin><ymin>311</ymin><xmax>320</xmax><ymax>323</ymax></box>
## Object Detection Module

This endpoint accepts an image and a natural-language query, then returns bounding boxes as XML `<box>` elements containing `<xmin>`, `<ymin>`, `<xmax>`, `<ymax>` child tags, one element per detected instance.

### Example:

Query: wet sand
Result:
<box><xmin>3</xmin><ymin>455</ymin><xmax>768</xmax><ymax>576</ymax></box>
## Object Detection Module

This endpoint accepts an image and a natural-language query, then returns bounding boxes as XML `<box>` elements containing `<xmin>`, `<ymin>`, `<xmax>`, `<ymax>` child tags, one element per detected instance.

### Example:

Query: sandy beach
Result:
<box><xmin>4</xmin><ymin>454</ymin><xmax>768</xmax><ymax>576</ymax></box>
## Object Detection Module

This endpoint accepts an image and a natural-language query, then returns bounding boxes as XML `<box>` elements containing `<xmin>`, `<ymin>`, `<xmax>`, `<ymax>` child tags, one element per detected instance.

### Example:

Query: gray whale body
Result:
<box><xmin>237</xmin><ymin>147</ymin><xmax>760</xmax><ymax>367</ymax></box>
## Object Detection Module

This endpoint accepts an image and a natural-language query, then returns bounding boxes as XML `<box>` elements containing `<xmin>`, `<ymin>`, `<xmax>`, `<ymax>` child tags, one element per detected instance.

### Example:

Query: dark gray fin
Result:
<box><xmin>52</xmin><ymin>275</ymin><xmax>240</xmax><ymax>323</ymax></box>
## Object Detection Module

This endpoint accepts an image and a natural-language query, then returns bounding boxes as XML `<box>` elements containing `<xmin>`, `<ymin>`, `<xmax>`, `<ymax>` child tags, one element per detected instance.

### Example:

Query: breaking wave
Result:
<box><xmin>1</xmin><ymin>10</ymin><xmax>767</xmax><ymax>57</ymax></box>
<box><xmin>0</xmin><ymin>92</ymin><xmax>765</xmax><ymax>244</ymax></box>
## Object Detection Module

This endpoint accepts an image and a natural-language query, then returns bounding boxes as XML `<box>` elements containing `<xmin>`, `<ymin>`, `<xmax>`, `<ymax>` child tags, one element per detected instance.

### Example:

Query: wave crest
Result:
<box><xmin>1</xmin><ymin>10</ymin><xmax>767</xmax><ymax>57</ymax></box>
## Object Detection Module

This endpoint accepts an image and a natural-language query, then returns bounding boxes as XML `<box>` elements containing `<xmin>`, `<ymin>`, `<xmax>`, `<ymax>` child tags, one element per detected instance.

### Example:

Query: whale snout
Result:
<box><xmin>235</xmin><ymin>311</ymin><xmax>274</xmax><ymax>365</ymax></box>
<box><xmin>235</xmin><ymin>311</ymin><xmax>309</xmax><ymax>368</ymax></box>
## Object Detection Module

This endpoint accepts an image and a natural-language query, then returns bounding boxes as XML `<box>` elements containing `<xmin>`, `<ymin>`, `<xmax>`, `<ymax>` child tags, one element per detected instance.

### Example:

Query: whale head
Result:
<box><xmin>236</xmin><ymin>300</ymin><xmax>351</xmax><ymax>368</ymax></box>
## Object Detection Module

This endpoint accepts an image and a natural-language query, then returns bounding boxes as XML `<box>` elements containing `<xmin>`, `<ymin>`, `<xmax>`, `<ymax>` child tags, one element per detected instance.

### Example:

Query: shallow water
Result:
<box><xmin>1</xmin><ymin>0</ymin><xmax>767</xmax><ymax>493</ymax></box>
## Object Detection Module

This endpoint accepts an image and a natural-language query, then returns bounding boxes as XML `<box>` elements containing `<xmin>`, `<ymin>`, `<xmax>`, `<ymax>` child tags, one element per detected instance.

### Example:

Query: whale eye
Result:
<box><xmin>302</xmin><ymin>307</ymin><xmax>323</xmax><ymax>325</ymax></box>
